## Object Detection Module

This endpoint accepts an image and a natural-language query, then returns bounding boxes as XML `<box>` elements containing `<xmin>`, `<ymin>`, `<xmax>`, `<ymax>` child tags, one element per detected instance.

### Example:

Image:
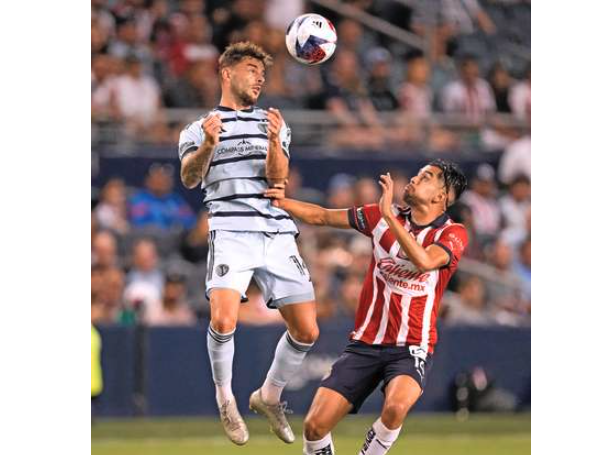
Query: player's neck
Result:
<box><xmin>218</xmin><ymin>93</ymin><xmax>252</xmax><ymax>111</ymax></box>
<box><xmin>409</xmin><ymin>203</ymin><xmax>445</xmax><ymax>227</ymax></box>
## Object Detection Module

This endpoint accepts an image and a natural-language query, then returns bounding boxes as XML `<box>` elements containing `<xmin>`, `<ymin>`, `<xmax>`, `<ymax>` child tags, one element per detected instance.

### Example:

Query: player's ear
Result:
<box><xmin>433</xmin><ymin>189</ymin><xmax>446</xmax><ymax>206</ymax></box>
<box><xmin>220</xmin><ymin>67</ymin><xmax>231</xmax><ymax>83</ymax></box>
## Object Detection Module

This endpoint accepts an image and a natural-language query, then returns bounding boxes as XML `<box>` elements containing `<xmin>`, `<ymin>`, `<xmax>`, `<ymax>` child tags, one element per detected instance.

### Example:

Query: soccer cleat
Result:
<box><xmin>249</xmin><ymin>389</ymin><xmax>295</xmax><ymax>443</ymax></box>
<box><xmin>217</xmin><ymin>398</ymin><xmax>249</xmax><ymax>445</ymax></box>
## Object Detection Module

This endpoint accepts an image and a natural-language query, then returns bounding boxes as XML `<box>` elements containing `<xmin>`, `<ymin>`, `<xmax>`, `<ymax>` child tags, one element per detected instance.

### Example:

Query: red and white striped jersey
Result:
<box><xmin>347</xmin><ymin>203</ymin><xmax>468</xmax><ymax>354</ymax></box>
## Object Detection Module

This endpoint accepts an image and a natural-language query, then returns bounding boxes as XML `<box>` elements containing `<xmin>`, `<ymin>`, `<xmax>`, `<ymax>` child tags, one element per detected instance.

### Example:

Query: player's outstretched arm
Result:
<box><xmin>264</xmin><ymin>187</ymin><xmax>351</xmax><ymax>228</ymax></box>
<box><xmin>180</xmin><ymin>115</ymin><xmax>222</xmax><ymax>189</ymax></box>
<box><xmin>379</xmin><ymin>173</ymin><xmax>450</xmax><ymax>273</ymax></box>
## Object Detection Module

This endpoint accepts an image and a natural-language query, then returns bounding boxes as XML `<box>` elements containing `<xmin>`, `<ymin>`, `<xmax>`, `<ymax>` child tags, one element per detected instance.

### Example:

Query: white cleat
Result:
<box><xmin>218</xmin><ymin>398</ymin><xmax>249</xmax><ymax>445</ymax></box>
<box><xmin>249</xmin><ymin>389</ymin><xmax>295</xmax><ymax>444</ymax></box>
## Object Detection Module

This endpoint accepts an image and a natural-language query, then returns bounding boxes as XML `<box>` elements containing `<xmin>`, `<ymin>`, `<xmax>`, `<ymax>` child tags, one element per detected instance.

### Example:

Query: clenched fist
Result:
<box><xmin>202</xmin><ymin>114</ymin><xmax>223</xmax><ymax>147</ymax></box>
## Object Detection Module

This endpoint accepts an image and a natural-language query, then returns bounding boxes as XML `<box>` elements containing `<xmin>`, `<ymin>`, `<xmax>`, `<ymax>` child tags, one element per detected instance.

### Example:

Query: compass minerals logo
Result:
<box><xmin>215</xmin><ymin>140</ymin><xmax>267</xmax><ymax>157</ymax></box>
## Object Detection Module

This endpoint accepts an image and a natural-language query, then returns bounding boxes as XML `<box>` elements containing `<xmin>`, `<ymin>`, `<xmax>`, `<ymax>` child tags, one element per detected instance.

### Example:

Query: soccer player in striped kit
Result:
<box><xmin>265</xmin><ymin>160</ymin><xmax>468</xmax><ymax>455</ymax></box>
<box><xmin>178</xmin><ymin>42</ymin><xmax>318</xmax><ymax>445</ymax></box>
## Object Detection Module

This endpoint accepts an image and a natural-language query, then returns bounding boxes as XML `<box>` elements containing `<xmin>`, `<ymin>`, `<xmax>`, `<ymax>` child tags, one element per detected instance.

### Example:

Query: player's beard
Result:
<box><xmin>231</xmin><ymin>80</ymin><xmax>257</xmax><ymax>106</ymax></box>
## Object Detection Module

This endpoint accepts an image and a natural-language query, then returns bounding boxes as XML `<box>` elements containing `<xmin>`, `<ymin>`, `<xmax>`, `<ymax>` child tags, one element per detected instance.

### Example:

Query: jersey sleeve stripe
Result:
<box><xmin>433</xmin><ymin>242</ymin><xmax>453</xmax><ymax>267</ymax></box>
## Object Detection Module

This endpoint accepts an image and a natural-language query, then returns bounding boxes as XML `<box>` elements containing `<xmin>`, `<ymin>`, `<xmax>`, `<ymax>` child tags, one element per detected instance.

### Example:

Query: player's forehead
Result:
<box><xmin>416</xmin><ymin>165</ymin><xmax>442</xmax><ymax>179</ymax></box>
<box><xmin>236</xmin><ymin>57</ymin><xmax>265</xmax><ymax>73</ymax></box>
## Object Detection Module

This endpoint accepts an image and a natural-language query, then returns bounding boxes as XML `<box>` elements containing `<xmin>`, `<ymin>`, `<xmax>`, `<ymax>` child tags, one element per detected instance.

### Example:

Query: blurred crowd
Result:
<box><xmin>92</xmin><ymin>0</ymin><xmax>530</xmax><ymax>151</ymax></box>
<box><xmin>91</xmin><ymin>160</ymin><xmax>531</xmax><ymax>329</ymax></box>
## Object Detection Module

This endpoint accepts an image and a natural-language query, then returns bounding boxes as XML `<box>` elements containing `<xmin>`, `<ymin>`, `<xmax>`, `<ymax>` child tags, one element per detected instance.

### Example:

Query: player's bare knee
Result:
<box><xmin>210</xmin><ymin>316</ymin><xmax>237</xmax><ymax>334</ymax></box>
<box><xmin>303</xmin><ymin>416</ymin><xmax>328</xmax><ymax>441</ymax></box>
<box><xmin>293</xmin><ymin>324</ymin><xmax>319</xmax><ymax>344</ymax></box>
<box><xmin>381</xmin><ymin>402</ymin><xmax>409</xmax><ymax>428</ymax></box>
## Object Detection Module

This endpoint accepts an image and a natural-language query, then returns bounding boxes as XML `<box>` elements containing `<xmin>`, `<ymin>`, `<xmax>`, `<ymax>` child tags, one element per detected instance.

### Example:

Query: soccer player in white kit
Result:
<box><xmin>178</xmin><ymin>42</ymin><xmax>318</xmax><ymax>445</ymax></box>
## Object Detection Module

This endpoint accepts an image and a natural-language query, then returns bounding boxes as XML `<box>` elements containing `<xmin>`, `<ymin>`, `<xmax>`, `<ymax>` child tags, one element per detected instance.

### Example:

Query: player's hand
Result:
<box><xmin>267</xmin><ymin>108</ymin><xmax>283</xmax><ymax>143</ymax></box>
<box><xmin>264</xmin><ymin>183</ymin><xmax>286</xmax><ymax>207</ymax></box>
<box><xmin>202</xmin><ymin>114</ymin><xmax>223</xmax><ymax>146</ymax></box>
<box><xmin>379</xmin><ymin>172</ymin><xmax>394</xmax><ymax>219</ymax></box>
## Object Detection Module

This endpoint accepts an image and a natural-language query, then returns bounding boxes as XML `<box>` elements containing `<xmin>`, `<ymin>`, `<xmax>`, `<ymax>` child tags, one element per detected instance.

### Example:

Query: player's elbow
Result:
<box><xmin>414</xmin><ymin>260</ymin><xmax>434</xmax><ymax>274</ymax></box>
<box><xmin>180</xmin><ymin>173</ymin><xmax>199</xmax><ymax>189</ymax></box>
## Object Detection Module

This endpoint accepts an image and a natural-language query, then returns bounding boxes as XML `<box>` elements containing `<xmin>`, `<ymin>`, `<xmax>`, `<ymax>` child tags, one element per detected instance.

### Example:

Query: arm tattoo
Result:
<box><xmin>181</xmin><ymin>143</ymin><xmax>215</xmax><ymax>188</ymax></box>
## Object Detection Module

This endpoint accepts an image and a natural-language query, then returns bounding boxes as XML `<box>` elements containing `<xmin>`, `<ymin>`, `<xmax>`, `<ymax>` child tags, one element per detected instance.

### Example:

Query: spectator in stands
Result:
<box><xmin>323</xmin><ymin>49</ymin><xmax>386</xmax><ymax>148</ymax></box>
<box><xmin>91</xmin><ymin>17</ymin><xmax>111</xmax><ymax>56</ymax></box>
<box><xmin>366</xmin><ymin>47</ymin><xmax>399</xmax><ymax>112</ymax></box>
<box><xmin>413</xmin><ymin>0</ymin><xmax>496</xmax><ymax>62</ymax></box>
<box><xmin>94</xmin><ymin>178</ymin><xmax>130</xmax><ymax>235</ymax></box>
<box><xmin>499</xmin><ymin>174</ymin><xmax>531</xmax><ymax>239</ymax></box>
<box><xmin>512</xmin><ymin>237</ymin><xmax>531</xmax><ymax>307</ymax></box>
<box><xmin>509</xmin><ymin>64</ymin><xmax>531</xmax><ymax>122</ymax></box>
<box><xmin>443</xmin><ymin>275</ymin><xmax>495</xmax><ymax>326</ymax></box>
<box><xmin>326</xmin><ymin>173</ymin><xmax>356</xmax><ymax>209</ymax></box>
<box><xmin>499</xmin><ymin>134</ymin><xmax>531</xmax><ymax>185</ymax></box>
<box><xmin>129</xmin><ymin>163</ymin><xmax>196</xmax><ymax>230</ymax></box>
<box><xmin>441</xmin><ymin>54</ymin><xmax>496</xmax><ymax>124</ymax></box>
<box><xmin>110</xmin><ymin>55</ymin><xmax>168</xmax><ymax>140</ymax></box>
<box><xmin>91</xmin><ymin>265</ymin><xmax>126</xmax><ymax>324</ymax></box>
<box><xmin>109</xmin><ymin>15</ymin><xmax>154</xmax><ymax>68</ymax></box>
<box><xmin>92</xmin><ymin>230</ymin><xmax>119</xmax><ymax>271</ymax></box>
<box><xmin>126</xmin><ymin>238</ymin><xmax>165</xmax><ymax>295</ymax></box>
<box><xmin>461</xmin><ymin>164</ymin><xmax>502</xmax><ymax>244</ymax></box>
<box><xmin>92</xmin><ymin>54</ymin><xmax>120</xmax><ymax>121</ymax></box>
<box><xmin>335</xmin><ymin>19</ymin><xmax>376</xmax><ymax>66</ymax></box>
<box><xmin>354</xmin><ymin>177</ymin><xmax>380</xmax><ymax>206</ymax></box>
<box><xmin>488</xmin><ymin>61</ymin><xmax>513</xmax><ymax>113</ymax></box>
<box><xmin>398</xmin><ymin>53</ymin><xmax>433</xmax><ymax>119</ymax></box>
<box><xmin>165</xmin><ymin>56</ymin><xmax>220</xmax><ymax>108</ymax></box>
<box><xmin>484</xmin><ymin>239</ymin><xmax>527</xmax><ymax>325</ymax></box>
<box><xmin>179</xmin><ymin>211</ymin><xmax>210</xmax><ymax>264</ymax></box>
<box><xmin>502</xmin><ymin>205</ymin><xmax>530</xmax><ymax>250</ymax></box>
<box><xmin>144</xmin><ymin>274</ymin><xmax>196</xmax><ymax>326</ymax></box>
<box><xmin>284</xmin><ymin>167</ymin><xmax>325</xmax><ymax>205</ymax></box>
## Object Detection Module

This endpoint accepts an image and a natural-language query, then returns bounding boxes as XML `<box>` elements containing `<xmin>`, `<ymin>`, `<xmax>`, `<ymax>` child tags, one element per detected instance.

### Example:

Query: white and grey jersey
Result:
<box><xmin>178</xmin><ymin>105</ymin><xmax>296</xmax><ymax>234</ymax></box>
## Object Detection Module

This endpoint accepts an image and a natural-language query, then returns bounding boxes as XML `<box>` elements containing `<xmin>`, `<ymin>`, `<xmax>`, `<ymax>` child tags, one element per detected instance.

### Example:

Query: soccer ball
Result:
<box><xmin>285</xmin><ymin>14</ymin><xmax>337</xmax><ymax>65</ymax></box>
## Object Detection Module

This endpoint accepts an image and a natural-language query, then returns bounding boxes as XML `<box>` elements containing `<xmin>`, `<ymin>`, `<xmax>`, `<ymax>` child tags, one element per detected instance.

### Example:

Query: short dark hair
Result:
<box><xmin>218</xmin><ymin>41</ymin><xmax>273</xmax><ymax>72</ymax></box>
<box><xmin>429</xmin><ymin>159</ymin><xmax>467</xmax><ymax>207</ymax></box>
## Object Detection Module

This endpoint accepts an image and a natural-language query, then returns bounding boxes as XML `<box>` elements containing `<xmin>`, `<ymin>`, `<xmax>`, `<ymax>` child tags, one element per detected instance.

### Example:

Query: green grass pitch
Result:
<box><xmin>91</xmin><ymin>413</ymin><xmax>530</xmax><ymax>455</ymax></box>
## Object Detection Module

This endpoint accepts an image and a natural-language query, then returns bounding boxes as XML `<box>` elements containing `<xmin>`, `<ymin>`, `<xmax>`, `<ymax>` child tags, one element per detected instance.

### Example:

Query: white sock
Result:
<box><xmin>304</xmin><ymin>432</ymin><xmax>335</xmax><ymax>455</ymax></box>
<box><xmin>261</xmin><ymin>331</ymin><xmax>314</xmax><ymax>405</ymax></box>
<box><xmin>207</xmin><ymin>324</ymin><xmax>235</xmax><ymax>407</ymax></box>
<box><xmin>358</xmin><ymin>418</ymin><xmax>401</xmax><ymax>455</ymax></box>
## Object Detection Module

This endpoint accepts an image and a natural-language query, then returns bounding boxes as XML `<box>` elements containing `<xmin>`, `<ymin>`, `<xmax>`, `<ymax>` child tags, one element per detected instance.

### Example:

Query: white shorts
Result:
<box><xmin>205</xmin><ymin>230</ymin><xmax>315</xmax><ymax>309</ymax></box>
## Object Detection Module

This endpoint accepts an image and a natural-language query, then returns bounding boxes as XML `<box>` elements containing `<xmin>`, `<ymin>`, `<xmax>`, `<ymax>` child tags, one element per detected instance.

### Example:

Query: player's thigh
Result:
<box><xmin>278</xmin><ymin>300</ymin><xmax>319</xmax><ymax>343</ymax></box>
<box><xmin>206</xmin><ymin>231</ymin><xmax>258</xmax><ymax>331</ymax></box>
<box><xmin>206</xmin><ymin>231</ymin><xmax>258</xmax><ymax>292</ymax></box>
<box><xmin>304</xmin><ymin>387</ymin><xmax>352</xmax><ymax>440</ymax></box>
<box><xmin>254</xmin><ymin>233</ymin><xmax>314</xmax><ymax>307</ymax></box>
<box><xmin>383</xmin><ymin>374</ymin><xmax>422</xmax><ymax>417</ymax></box>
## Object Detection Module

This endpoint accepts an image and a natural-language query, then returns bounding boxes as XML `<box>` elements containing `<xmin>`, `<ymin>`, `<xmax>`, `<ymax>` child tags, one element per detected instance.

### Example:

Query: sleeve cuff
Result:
<box><xmin>347</xmin><ymin>208</ymin><xmax>359</xmax><ymax>232</ymax></box>
<box><xmin>434</xmin><ymin>242</ymin><xmax>453</xmax><ymax>267</ymax></box>
<box><xmin>180</xmin><ymin>146</ymin><xmax>198</xmax><ymax>160</ymax></box>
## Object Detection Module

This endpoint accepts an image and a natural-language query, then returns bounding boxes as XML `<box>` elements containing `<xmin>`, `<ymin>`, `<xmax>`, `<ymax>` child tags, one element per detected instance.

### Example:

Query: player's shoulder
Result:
<box><xmin>438</xmin><ymin>220</ymin><xmax>468</xmax><ymax>240</ymax></box>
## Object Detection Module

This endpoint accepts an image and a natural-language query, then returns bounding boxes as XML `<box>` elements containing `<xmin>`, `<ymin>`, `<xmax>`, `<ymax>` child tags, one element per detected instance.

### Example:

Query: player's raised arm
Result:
<box><xmin>264</xmin><ymin>186</ymin><xmax>351</xmax><ymax>228</ymax></box>
<box><xmin>180</xmin><ymin>114</ymin><xmax>222</xmax><ymax>189</ymax></box>
<box><xmin>265</xmin><ymin>108</ymin><xmax>290</xmax><ymax>187</ymax></box>
<box><xmin>379</xmin><ymin>173</ymin><xmax>450</xmax><ymax>273</ymax></box>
